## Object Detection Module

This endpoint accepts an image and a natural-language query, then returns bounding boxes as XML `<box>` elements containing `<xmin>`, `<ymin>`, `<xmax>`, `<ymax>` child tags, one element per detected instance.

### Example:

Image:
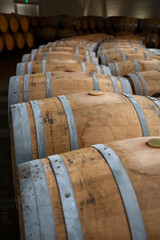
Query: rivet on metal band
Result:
<box><xmin>16</xmin><ymin>62</ymin><xmax>25</xmax><ymax>76</ymax></box>
<box><xmin>117</xmin><ymin>77</ymin><xmax>133</xmax><ymax>94</ymax></box>
<box><xmin>22</xmin><ymin>54</ymin><xmax>29</xmax><ymax>62</ymax></box>
<box><xmin>42</xmin><ymin>60</ymin><xmax>46</xmax><ymax>73</ymax></box>
<box><xmin>11</xmin><ymin>103</ymin><xmax>33</xmax><ymax>165</ymax></box>
<box><xmin>114</xmin><ymin>62</ymin><xmax>120</xmax><ymax>76</ymax></box>
<box><xmin>30</xmin><ymin>100</ymin><xmax>47</xmax><ymax>158</ymax></box>
<box><xmin>48</xmin><ymin>155</ymin><xmax>83</xmax><ymax>240</ymax></box>
<box><xmin>81</xmin><ymin>61</ymin><xmax>86</xmax><ymax>72</ymax></box>
<box><xmin>121</xmin><ymin>52</ymin><xmax>127</xmax><ymax>61</ymax></box>
<box><xmin>8</xmin><ymin>76</ymin><xmax>20</xmax><ymax>109</ymax></box>
<box><xmin>57</xmin><ymin>95</ymin><xmax>79</xmax><ymax>150</ymax></box>
<box><xmin>122</xmin><ymin>93</ymin><xmax>150</xmax><ymax>136</ymax></box>
<box><xmin>27</xmin><ymin>62</ymin><xmax>32</xmax><ymax>74</ymax></box>
<box><xmin>45</xmin><ymin>72</ymin><xmax>52</xmax><ymax>98</ymax></box>
<box><xmin>134</xmin><ymin>72</ymin><xmax>148</xmax><ymax>96</ymax></box>
<box><xmin>92</xmin><ymin>144</ymin><xmax>148</xmax><ymax>240</ymax></box>
<box><xmin>90</xmin><ymin>72</ymin><xmax>100</xmax><ymax>91</ymax></box>
<box><xmin>132</xmin><ymin>59</ymin><xmax>140</xmax><ymax>72</ymax></box>
<box><xmin>110</xmin><ymin>76</ymin><xmax>119</xmax><ymax>93</ymax></box>
<box><xmin>23</xmin><ymin>74</ymin><xmax>30</xmax><ymax>102</ymax></box>
<box><xmin>126</xmin><ymin>73</ymin><xmax>143</xmax><ymax>95</ymax></box>
<box><xmin>108</xmin><ymin>63</ymin><xmax>115</xmax><ymax>76</ymax></box>
<box><xmin>18</xmin><ymin>160</ymin><xmax>57</xmax><ymax>240</ymax></box>
<box><xmin>102</xmin><ymin>65</ymin><xmax>111</xmax><ymax>76</ymax></box>
<box><xmin>31</xmin><ymin>53</ymin><xmax>36</xmax><ymax>61</ymax></box>
<box><xmin>146</xmin><ymin>96</ymin><xmax>160</xmax><ymax>110</ymax></box>
<box><xmin>96</xmin><ymin>65</ymin><xmax>101</xmax><ymax>74</ymax></box>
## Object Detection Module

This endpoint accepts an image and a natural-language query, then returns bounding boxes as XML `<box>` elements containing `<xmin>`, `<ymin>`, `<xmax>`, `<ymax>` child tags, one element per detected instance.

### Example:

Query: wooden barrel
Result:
<box><xmin>99</xmin><ymin>52</ymin><xmax>151</xmax><ymax>64</ymax></box>
<box><xmin>3</xmin><ymin>33</ymin><xmax>15</xmax><ymax>51</ymax></box>
<box><xmin>17</xmin><ymin>136</ymin><xmax>160</xmax><ymax>239</ymax></box>
<box><xmin>86</xmin><ymin>16</ymin><xmax>97</xmax><ymax>30</ymax></box>
<box><xmin>97</xmin><ymin>47</ymin><xmax>147</xmax><ymax>57</ymax></box>
<box><xmin>30</xmin><ymin>16</ymin><xmax>39</xmax><ymax>28</ymax></box>
<box><xmin>13</xmin><ymin>32</ymin><xmax>25</xmax><ymax>49</ymax></box>
<box><xmin>124</xmin><ymin>69</ymin><xmax>160</xmax><ymax>96</ymax></box>
<box><xmin>81</xmin><ymin>17</ymin><xmax>89</xmax><ymax>30</ymax></box>
<box><xmin>23</xmin><ymin>32</ymin><xmax>34</xmax><ymax>48</ymax></box>
<box><xmin>107</xmin><ymin>59</ymin><xmax>160</xmax><ymax>76</ymax></box>
<box><xmin>45</xmin><ymin>16</ymin><xmax>58</xmax><ymax>28</ymax></box>
<box><xmin>21</xmin><ymin>51</ymin><xmax>98</xmax><ymax>63</ymax></box>
<box><xmin>0</xmin><ymin>14</ymin><xmax>8</xmax><ymax>32</ymax></box>
<box><xmin>59</xmin><ymin>16</ymin><xmax>81</xmax><ymax>30</ymax></box>
<box><xmin>10</xmin><ymin>92</ymin><xmax>160</xmax><ymax>169</ymax></box>
<box><xmin>16</xmin><ymin>59</ymin><xmax>111</xmax><ymax>76</ymax></box>
<box><xmin>145</xmin><ymin>33</ymin><xmax>159</xmax><ymax>48</ymax></box>
<box><xmin>15</xmin><ymin>14</ymin><xmax>29</xmax><ymax>32</ymax></box>
<box><xmin>8</xmin><ymin>71</ymin><xmax>132</xmax><ymax>106</ymax></box>
<box><xmin>56</xmin><ymin>28</ymin><xmax>78</xmax><ymax>39</ymax></box>
<box><xmin>35</xmin><ymin>27</ymin><xmax>56</xmax><ymax>41</ymax></box>
<box><xmin>5</xmin><ymin>14</ymin><xmax>19</xmax><ymax>33</ymax></box>
<box><xmin>39</xmin><ymin>16</ymin><xmax>49</xmax><ymax>28</ymax></box>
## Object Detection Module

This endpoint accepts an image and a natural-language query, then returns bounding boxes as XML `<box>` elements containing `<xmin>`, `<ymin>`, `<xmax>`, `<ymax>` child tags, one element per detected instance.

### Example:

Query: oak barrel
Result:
<box><xmin>107</xmin><ymin>59</ymin><xmax>160</xmax><ymax>76</ymax></box>
<box><xmin>10</xmin><ymin>92</ymin><xmax>160</xmax><ymax>167</ymax></box>
<box><xmin>16</xmin><ymin>59</ymin><xmax>111</xmax><ymax>76</ymax></box>
<box><xmin>8</xmin><ymin>71</ymin><xmax>132</xmax><ymax>106</ymax></box>
<box><xmin>17</xmin><ymin>136</ymin><xmax>160</xmax><ymax>239</ymax></box>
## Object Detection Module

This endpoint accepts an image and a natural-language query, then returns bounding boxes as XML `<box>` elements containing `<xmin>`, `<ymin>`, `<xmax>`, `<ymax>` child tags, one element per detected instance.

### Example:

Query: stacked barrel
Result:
<box><xmin>8</xmin><ymin>33</ymin><xmax>160</xmax><ymax>239</ymax></box>
<box><xmin>0</xmin><ymin>13</ymin><xmax>34</xmax><ymax>53</ymax></box>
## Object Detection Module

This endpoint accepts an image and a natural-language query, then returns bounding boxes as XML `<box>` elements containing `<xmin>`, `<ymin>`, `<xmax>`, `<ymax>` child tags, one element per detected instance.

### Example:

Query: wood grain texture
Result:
<box><xmin>18</xmin><ymin>137</ymin><xmax>160</xmax><ymax>239</ymax></box>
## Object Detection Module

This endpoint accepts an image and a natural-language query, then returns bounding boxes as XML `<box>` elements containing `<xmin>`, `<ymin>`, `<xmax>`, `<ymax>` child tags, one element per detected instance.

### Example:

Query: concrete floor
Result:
<box><xmin>0</xmin><ymin>53</ymin><xmax>24</xmax><ymax>240</ymax></box>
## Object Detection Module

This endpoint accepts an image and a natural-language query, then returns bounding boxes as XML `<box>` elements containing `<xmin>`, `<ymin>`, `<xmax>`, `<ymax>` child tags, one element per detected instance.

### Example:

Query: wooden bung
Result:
<box><xmin>17</xmin><ymin>136</ymin><xmax>160</xmax><ymax>239</ymax></box>
<box><xmin>108</xmin><ymin>59</ymin><xmax>160</xmax><ymax>76</ymax></box>
<box><xmin>8</xmin><ymin>71</ymin><xmax>132</xmax><ymax>106</ymax></box>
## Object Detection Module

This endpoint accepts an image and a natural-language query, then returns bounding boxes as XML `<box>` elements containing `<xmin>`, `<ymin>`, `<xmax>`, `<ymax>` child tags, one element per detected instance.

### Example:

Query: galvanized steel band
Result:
<box><xmin>11</xmin><ymin>103</ymin><xmax>33</xmax><ymax>165</ymax></box>
<box><xmin>92</xmin><ymin>144</ymin><xmax>147</xmax><ymax>240</ymax></box>
<box><xmin>30</xmin><ymin>100</ymin><xmax>47</xmax><ymax>158</ymax></box>
<box><xmin>48</xmin><ymin>154</ymin><xmax>83</xmax><ymax>240</ymax></box>
<box><xmin>23</xmin><ymin>74</ymin><xmax>30</xmax><ymax>102</ymax></box>
<box><xmin>45</xmin><ymin>72</ymin><xmax>52</xmax><ymax>98</ymax></box>
<box><xmin>134</xmin><ymin>72</ymin><xmax>148</xmax><ymax>96</ymax></box>
<box><xmin>18</xmin><ymin>160</ymin><xmax>57</xmax><ymax>240</ymax></box>
<box><xmin>122</xmin><ymin>93</ymin><xmax>150</xmax><ymax>136</ymax></box>
<box><xmin>90</xmin><ymin>72</ymin><xmax>100</xmax><ymax>91</ymax></box>
<box><xmin>126</xmin><ymin>73</ymin><xmax>143</xmax><ymax>95</ymax></box>
<box><xmin>132</xmin><ymin>59</ymin><xmax>140</xmax><ymax>72</ymax></box>
<box><xmin>57</xmin><ymin>95</ymin><xmax>79</xmax><ymax>150</ymax></box>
